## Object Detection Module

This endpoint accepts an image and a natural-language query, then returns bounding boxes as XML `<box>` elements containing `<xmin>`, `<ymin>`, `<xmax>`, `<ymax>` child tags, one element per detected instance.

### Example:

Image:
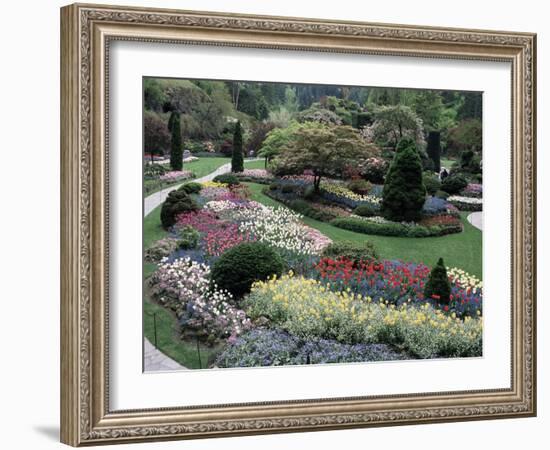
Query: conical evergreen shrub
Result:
<box><xmin>381</xmin><ymin>138</ymin><xmax>426</xmax><ymax>222</ymax></box>
<box><xmin>231</xmin><ymin>121</ymin><xmax>244</xmax><ymax>173</ymax></box>
<box><xmin>169</xmin><ymin>112</ymin><xmax>183</xmax><ymax>170</ymax></box>
<box><xmin>424</xmin><ymin>257</ymin><xmax>451</xmax><ymax>304</ymax></box>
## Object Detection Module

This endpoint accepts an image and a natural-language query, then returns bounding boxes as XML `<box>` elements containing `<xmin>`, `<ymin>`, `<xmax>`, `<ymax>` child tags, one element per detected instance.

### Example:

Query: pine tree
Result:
<box><xmin>231</xmin><ymin>121</ymin><xmax>244</xmax><ymax>173</ymax></box>
<box><xmin>426</xmin><ymin>131</ymin><xmax>441</xmax><ymax>172</ymax></box>
<box><xmin>424</xmin><ymin>257</ymin><xmax>451</xmax><ymax>304</ymax></box>
<box><xmin>381</xmin><ymin>138</ymin><xmax>426</xmax><ymax>222</ymax></box>
<box><xmin>169</xmin><ymin>112</ymin><xmax>182</xmax><ymax>171</ymax></box>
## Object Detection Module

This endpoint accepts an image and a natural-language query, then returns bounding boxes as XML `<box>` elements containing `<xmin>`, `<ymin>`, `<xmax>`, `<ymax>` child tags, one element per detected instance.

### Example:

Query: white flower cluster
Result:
<box><xmin>447</xmin><ymin>267</ymin><xmax>483</xmax><ymax>291</ymax></box>
<box><xmin>447</xmin><ymin>195</ymin><xmax>483</xmax><ymax>205</ymax></box>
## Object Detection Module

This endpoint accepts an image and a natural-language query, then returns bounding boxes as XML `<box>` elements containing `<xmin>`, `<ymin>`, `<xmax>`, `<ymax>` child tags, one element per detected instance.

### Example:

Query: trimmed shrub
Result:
<box><xmin>268</xmin><ymin>183</ymin><xmax>278</xmax><ymax>191</ymax></box>
<box><xmin>177</xmin><ymin>225</ymin><xmax>200</xmax><ymax>249</ymax></box>
<box><xmin>426</xmin><ymin>131</ymin><xmax>441</xmax><ymax>173</ymax></box>
<box><xmin>321</xmin><ymin>241</ymin><xmax>379</xmax><ymax>264</ymax></box>
<box><xmin>330</xmin><ymin>217</ymin><xmax>460</xmax><ymax>238</ymax></box>
<box><xmin>169</xmin><ymin>112</ymin><xmax>183</xmax><ymax>171</ymax></box>
<box><xmin>288</xmin><ymin>199</ymin><xmax>339</xmax><ymax>222</ymax></box>
<box><xmin>231</xmin><ymin>121</ymin><xmax>244</xmax><ymax>173</ymax></box>
<box><xmin>353</xmin><ymin>203</ymin><xmax>378</xmax><ymax>218</ymax></box>
<box><xmin>303</xmin><ymin>185</ymin><xmax>316</xmax><ymax>200</ymax></box>
<box><xmin>281</xmin><ymin>184</ymin><xmax>295</xmax><ymax>194</ymax></box>
<box><xmin>424</xmin><ymin>258</ymin><xmax>451</xmax><ymax>304</ymax></box>
<box><xmin>441</xmin><ymin>173</ymin><xmax>468</xmax><ymax>194</ymax></box>
<box><xmin>347</xmin><ymin>179</ymin><xmax>372</xmax><ymax>196</ymax></box>
<box><xmin>422</xmin><ymin>172</ymin><xmax>441</xmax><ymax>195</ymax></box>
<box><xmin>435</xmin><ymin>190</ymin><xmax>450</xmax><ymax>199</ymax></box>
<box><xmin>160</xmin><ymin>190</ymin><xmax>199</xmax><ymax>229</ymax></box>
<box><xmin>382</xmin><ymin>138</ymin><xmax>426</xmax><ymax>222</ymax></box>
<box><xmin>210</xmin><ymin>242</ymin><xmax>285</xmax><ymax>299</ymax></box>
<box><xmin>178</xmin><ymin>182</ymin><xmax>202</xmax><ymax>194</ymax></box>
<box><xmin>213</xmin><ymin>173</ymin><xmax>240</xmax><ymax>186</ymax></box>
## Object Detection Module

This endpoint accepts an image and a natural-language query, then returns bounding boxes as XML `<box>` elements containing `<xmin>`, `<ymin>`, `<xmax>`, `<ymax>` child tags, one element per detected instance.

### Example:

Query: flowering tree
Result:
<box><xmin>273</xmin><ymin>123</ymin><xmax>379</xmax><ymax>192</ymax></box>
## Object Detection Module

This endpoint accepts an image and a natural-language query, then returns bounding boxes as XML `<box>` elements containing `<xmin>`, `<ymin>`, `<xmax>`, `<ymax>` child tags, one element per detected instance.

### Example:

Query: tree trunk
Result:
<box><xmin>314</xmin><ymin>175</ymin><xmax>321</xmax><ymax>192</ymax></box>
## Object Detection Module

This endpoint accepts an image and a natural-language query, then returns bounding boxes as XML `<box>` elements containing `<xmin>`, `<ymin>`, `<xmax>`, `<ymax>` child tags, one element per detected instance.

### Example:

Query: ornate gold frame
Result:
<box><xmin>60</xmin><ymin>3</ymin><xmax>537</xmax><ymax>446</ymax></box>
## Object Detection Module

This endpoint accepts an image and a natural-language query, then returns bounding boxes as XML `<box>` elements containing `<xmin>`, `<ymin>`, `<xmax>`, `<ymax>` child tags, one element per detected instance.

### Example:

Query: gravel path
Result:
<box><xmin>467</xmin><ymin>211</ymin><xmax>483</xmax><ymax>230</ymax></box>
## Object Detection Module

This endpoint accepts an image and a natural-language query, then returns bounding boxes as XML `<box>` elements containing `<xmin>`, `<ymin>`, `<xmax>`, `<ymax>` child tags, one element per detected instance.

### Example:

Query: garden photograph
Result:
<box><xmin>142</xmin><ymin>77</ymin><xmax>483</xmax><ymax>371</ymax></box>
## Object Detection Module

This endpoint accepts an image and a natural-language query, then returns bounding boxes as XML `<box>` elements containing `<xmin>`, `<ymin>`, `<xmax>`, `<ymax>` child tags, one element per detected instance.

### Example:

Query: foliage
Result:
<box><xmin>462</xmin><ymin>183</ymin><xmax>483</xmax><ymax>198</ymax></box>
<box><xmin>178</xmin><ymin>182</ymin><xmax>203</xmax><ymax>194</ymax></box>
<box><xmin>382</xmin><ymin>138</ymin><xmax>426</xmax><ymax>222</ymax></box>
<box><xmin>353</xmin><ymin>203</ymin><xmax>379</xmax><ymax>217</ymax></box>
<box><xmin>216</xmin><ymin>328</ymin><xmax>404</xmax><ymax>367</ymax></box>
<box><xmin>258</xmin><ymin>121</ymin><xmax>301</xmax><ymax>166</ymax></box>
<box><xmin>210</xmin><ymin>242</ymin><xmax>285</xmax><ymax>299</ymax></box>
<box><xmin>296</xmin><ymin>107</ymin><xmax>343</xmax><ymax>125</ymax></box>
<box><xmin>169</xmin><ymin>112</ymin><xmax>183</xmax><ymax>170</ymax></box>
<box><xmin>144</xmin><ymin>237</ymin><xmax>179</xmax><ymax>262</ymax></box>
<box><xmin>441</xmin><ymin>173</ymin><xmax>468</xmax><ymax>194</ymax></box>
<box><xmin>422</xmin><ymin>171</ymin><xmax>442</xmax><ymax>195</ymax></box>
<box><xmin>320</xmin><ymin>241</ymin><xmax>379</xmax><ymax>265</ymax></box>
<box><xmin>213</xmin><ymin>173</ymin><xmax>239</xmax><ymax>186</ymax></box>
<box><xmin>425</xmin><ymin>258</ymin><xmax>452</xmax><ymax>304</ymax></box>
<box><xmin>363</xmin><ymin>105</ymin><xmax>425</xmax><ymax>149</ymax></box>
<box><xmin>246</xmin><ymin>122</ymin><xmax>275</xmax><ymax>155</ymax></box>
<box><xmin>144</xmin><ymin>163</ymin><xmax>167</xmax><ymax>179</ymax></box>
<box><xmin>231</xmin><ymin>121</ymin><xmax>244</xmax><ymax>172</ymax></box>
<box><xmin>177</xmin><ymin>225</ymin><xmax>200</xmax><ymax>249</ymax></box>
<box><xmin>447</xmin><ymin>119</ymin><xmax>482</xmax><ymax>156</ymax></box>
<box><xmin>160</xmin><ymin>190</ymin><xmax>199</xmax><ymax>229</ymax></box>
<box><xmin>144</xmin><ymin>111</ymin><xmax>170</xmax><ymax>158</ymax></box>
<box><xmin>273</xmin><ymin>123</ymin><xmax>380</xmax><ymax>191</ymax></box>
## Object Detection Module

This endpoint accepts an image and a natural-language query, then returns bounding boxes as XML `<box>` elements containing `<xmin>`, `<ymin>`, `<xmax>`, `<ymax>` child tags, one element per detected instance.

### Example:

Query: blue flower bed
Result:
<box><xmin>215</xmin><ymin>328</ymin><xmax>407</xmax><ymax>367</ymax></box>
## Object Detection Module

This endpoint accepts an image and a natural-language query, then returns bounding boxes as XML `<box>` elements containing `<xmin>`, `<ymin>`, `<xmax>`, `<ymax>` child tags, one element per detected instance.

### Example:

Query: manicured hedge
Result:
<box><xmin>264</xmin><ymin>188</ymin><xmax>340</xmax><ymax>222</ymax></box>
<box><xmin>330</xmin><ymin>217</ymin><xmax>462</xmax><ymax>238</ymax></box>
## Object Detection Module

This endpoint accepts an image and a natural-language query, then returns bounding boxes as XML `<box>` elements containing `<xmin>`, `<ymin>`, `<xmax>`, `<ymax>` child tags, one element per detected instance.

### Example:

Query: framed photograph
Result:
<box><xmin>60</xmin><ymin>3</ymin><xmax>537</xmax><ymax>446</ymax></box>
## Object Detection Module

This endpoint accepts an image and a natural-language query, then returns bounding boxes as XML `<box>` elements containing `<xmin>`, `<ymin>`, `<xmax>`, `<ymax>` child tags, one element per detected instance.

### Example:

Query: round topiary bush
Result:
<box><xmin>441</xmin><ymin>173</ymin><xmax>468</xmax><ymax>195</ymax></box>
<box><xmin>213</xmin><ymin>173</ymin><xmax>240</xmax><ymax>186</ymax></box>
<box><xmin>177</xmin><ymin>225</ymin><xmax>200</xmax><ymax>249</ymax></box>
<box><xmin>321</xmin><ymin>240</ymin><xmax>379</xmax><ymax>265</ymax></box>
<box><xmin>353</xmin><ymin>203</ymin><xmax>378</xmax><ymax>217</ymax></box>
<box><xmin>160</xmin><ymin>190</ymin><xmax>199</xmax><ymax>229</ymax></box>
<box><xmin>211</xmin><ymin>242</ymin><xmax>285</xmax><ymax>299</ymax></box>
<box><xmin>178</xmin><ymin>182</ymin><xmax>202</xmax><ymax>194</ymax></box>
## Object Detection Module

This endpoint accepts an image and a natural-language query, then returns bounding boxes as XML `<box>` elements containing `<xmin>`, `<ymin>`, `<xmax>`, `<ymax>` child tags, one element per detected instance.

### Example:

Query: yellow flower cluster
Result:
<box><xmin>201</xmin><ymin>180</ymin><xmax>228</xmax><ymax>188</ymax></box>
<box><xmin>320</xmin><ymin>182</ymin><xmax>380</xmax><ymax>203</ymax></box>
<box><xmin>246</xmin><ymin>273</ymin><xmax>483</xmax><ymax>358</ymax></box>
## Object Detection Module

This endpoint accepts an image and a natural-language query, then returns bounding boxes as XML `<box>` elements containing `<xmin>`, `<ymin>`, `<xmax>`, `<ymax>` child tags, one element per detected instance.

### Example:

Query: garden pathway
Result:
<box><xmin>143</xmin><ymin>158</ymin><xmax>261</xmax><ymax>217</ymax></box>
<box><xmin>144</xmin><ymin>338</ymin><xmax>185</xmax><ymax>371</ymax></box>
<box><xmin>467</xmin><ymin>212</ymin><xmax>483</xmax><ymax>231</ymax></box>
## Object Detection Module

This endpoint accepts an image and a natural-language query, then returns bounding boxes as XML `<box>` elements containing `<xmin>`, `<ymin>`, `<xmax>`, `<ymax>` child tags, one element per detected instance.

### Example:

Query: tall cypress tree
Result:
<box><xmin>426</xmin><ymin>131</ymin><xmax>441</xmax><ymax>172</ymax></box>
<box><xmin>381</xmin><ymin>138</ymin><xmax>426</xmax><ymax>222</ymax></box>
<box><xmin>424</xmin><ymin>257</ymin><xmax>451</xmax><ymax>304</ymax></box>
<box><xmin>169</xmin><ymin>112</ymin><xmax>182</xmax><ymax>171</ymax></box>
<box><xmin>231</xmin><ymin>121</ymin><xmax>244</xmax><ymax>173</ymax></box>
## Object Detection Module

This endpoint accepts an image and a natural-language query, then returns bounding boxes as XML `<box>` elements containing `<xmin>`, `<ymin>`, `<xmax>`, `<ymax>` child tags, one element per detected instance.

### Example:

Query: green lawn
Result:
<box><xmin>244</xmin><ymin>182</ymin><xmax>482</xmax><ymax>279</ymax></box>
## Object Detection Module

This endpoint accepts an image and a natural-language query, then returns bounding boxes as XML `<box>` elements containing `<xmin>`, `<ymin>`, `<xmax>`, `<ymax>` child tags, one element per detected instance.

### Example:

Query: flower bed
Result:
<box><xmin>159</xmin><ymin>170</ymin><xmax>194</xmax><ymax>182</ymax></box>
<box><xmin>447</xmin><ymin>195</ymin><xmax>483</xmax><ymax>211</ymax></box>
<box><xmin>461</xmin><ymin>183</ymin><xmax>483</xmax><ymax>198</ymax></box>
<box><xmin>320</xmin><ymin>182</ymin><xmax>380</xmax><ymax>209</ymax></box>
<box><xmin>233</xmin><ymin>168</ymin><xmax>274</xmax><ymax>184</ymax></box>
<box><xmin>149</xmin><ymin>257</ymin><xmax>252</xmax><ymax>341</ymax></box>
<box><xmin>216</xmin><ymin>328</ymin><xmax>406</xmax><ymax>367</ymax></box>
<box><xmin>245</xmin><ymin>274</ymin><xmax>482</xmax><ymax>358</ymax></box>
<box><xmin>312</xmin><ymin>258</ymin><xmax>482</xmax><ymax>317</ymax></box>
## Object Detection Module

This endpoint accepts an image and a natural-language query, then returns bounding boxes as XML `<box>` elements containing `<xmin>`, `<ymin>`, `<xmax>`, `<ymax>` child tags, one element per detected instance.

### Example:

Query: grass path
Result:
<box><xmin>244</xmin><ymin>182</ymin><xmax>483</xmax><ymax>279</ymax></box>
